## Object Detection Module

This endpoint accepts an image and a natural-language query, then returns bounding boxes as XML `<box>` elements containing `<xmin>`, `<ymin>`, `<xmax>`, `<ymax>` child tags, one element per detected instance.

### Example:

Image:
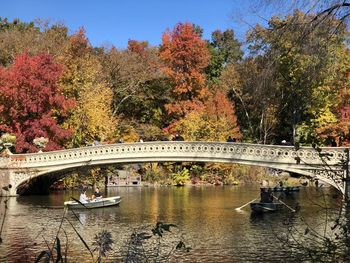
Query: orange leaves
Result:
<box><xmin>127</xmin><ymin>40</ymin><xmax>149</xmax><ymax>57</ymax></box>
<box><xmin>205</xmin><ymin>90</ymin><xmax>241</xmax><ymax>139</ymax></box>
<box><xmin>160</xmin><ymin>22</ymin><xmax>240</xmax><ymax>141</ymax></box>
<box><xmin>68</xmin><ymin>27</ymin><xmax>90</xmax><ymax>57</ymax></box>
<box><xmin>168</xmin><ymin>90</ymin><xmax>241</xmax><ymax>141</ymax></box>
<box><xmin>160</xmin><ymin>22</ymin><xmax>210</xmax><ymax>118</ymax></box>
<box><xmin>160</xmin><ymin>22</ymin><xmax>209</xmax><ymax>79</ymax></box>
<box><xmin>165</xmin><ymin>99</ymin><xmax>204</xmax><ymax>116</ymax></box>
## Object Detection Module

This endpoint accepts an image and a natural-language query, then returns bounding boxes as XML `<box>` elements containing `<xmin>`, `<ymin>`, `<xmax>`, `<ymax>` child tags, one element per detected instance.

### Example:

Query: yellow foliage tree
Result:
<box><xmin>299</xmin><ymin>47</ymin><xmax>350</xmax><ymax>145</ymax></box>
<box><xmin>59</xmin><ymin>29</ymin><xmax>117</xmax><ymax>146</ymax></box>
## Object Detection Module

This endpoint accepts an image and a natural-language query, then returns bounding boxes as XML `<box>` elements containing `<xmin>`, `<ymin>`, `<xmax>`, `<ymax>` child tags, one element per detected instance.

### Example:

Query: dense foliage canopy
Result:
<box><xmin>0</xmin><ymin>5</ymin><xmax>348</xmax><ymax>153</ymax></box>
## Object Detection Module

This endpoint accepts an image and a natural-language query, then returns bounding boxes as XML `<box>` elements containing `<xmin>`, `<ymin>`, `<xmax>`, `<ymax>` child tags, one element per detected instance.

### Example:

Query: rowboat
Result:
<box><xmin>250</xmin><ymin>202</ymin><xmax>284</xmax><ymax>213</ymax></box>
<box><xmin>270</xmin><ymin>186</ymin><xmax>300</xmax><ymax>192</ymax></box>
<box><xmin>64</xmin><ymin>196</ymin><xmax>122</xmax><ymax>209</ymax></box>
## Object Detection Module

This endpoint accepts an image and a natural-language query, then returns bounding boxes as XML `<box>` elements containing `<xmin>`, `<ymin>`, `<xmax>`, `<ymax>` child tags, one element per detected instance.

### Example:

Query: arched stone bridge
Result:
<box><xmin>0</xmin><ymin>141</ymin><xmax>348</xmax><ymax>196</ymax></box>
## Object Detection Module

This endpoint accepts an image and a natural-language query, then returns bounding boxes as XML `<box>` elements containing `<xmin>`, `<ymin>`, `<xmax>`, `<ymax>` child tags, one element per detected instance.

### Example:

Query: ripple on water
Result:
<box><xmin>0</xmin><ymin>186</ymin><xmax>337</xmax><ymax>262</ymax></box>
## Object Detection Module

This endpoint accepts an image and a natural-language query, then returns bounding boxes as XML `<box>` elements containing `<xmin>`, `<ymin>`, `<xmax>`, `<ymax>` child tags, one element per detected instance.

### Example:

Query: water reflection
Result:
<box><xmin>0</xmin><ymin>185</ymin><xmax>339</xmax><ymax>262</ymax></box>
<box><xmin>72</xmin><ymin>206</ymin><xmax>122</xmax><ymax>226</ymax></box>
<box><xmin>78</xmin><ymin>211</ymin><xmax>87</xmax><ymax>225</ymax></box>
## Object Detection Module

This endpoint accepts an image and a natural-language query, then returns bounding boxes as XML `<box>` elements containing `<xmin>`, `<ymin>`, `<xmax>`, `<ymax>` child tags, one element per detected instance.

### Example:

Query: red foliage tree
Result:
<box><xmin>160</xmin><ymin>22</ymin><xmax>210</xmax><ymax>118</ymax></box>
<box><xmin>0</xmin><ymin>52</ymin><xmax>75</xmax><ymax>153</ymax></box>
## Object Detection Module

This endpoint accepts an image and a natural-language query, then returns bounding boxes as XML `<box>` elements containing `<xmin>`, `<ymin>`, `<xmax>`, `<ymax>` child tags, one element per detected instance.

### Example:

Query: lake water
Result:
<box><xmin>0</xmin><ymin>185</ymin><xmax>340</xmax><ymax>262</ymax></box>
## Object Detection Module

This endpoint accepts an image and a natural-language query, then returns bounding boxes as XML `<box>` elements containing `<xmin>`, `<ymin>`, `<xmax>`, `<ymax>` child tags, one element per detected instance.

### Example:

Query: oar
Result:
<box><xmin>272</xmin><ymin>195</ymin><xmax>296</xmax><ymax>213</ymax></box>
<box><xmin>235</xmin><ymin>197</ymin><xmax>259</xmax><ymax>211</ymax></box>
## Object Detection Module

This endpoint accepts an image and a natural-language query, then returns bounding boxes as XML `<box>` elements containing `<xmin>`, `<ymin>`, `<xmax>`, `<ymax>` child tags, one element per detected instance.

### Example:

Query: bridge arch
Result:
<box><xmin>0</xmin><ymin>141</ymin><xmax>347</xmax><ymax>196</ymax></box>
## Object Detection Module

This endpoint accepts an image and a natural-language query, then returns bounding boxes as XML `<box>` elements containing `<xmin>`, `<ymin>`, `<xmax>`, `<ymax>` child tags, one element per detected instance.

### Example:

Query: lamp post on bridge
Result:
<box><xmin>33</xmin><ymin>137</ymin><xmax>48</xmax><ymax>153</ymax></box>
<box><xmin>2</xmin><ymin>142</ymin><xmax>13</xmax><ymax>156</ymax></box>
<box><xmin>0</xmin><ymin>133</ymin><xmax>16</xmax><ymax>156</ymax></box>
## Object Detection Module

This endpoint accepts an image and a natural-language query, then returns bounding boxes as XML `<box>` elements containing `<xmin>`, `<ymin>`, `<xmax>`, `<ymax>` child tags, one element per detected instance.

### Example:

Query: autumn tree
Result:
<box><xmin>337</xmin><ymin>99</ymin><xmax>350</xmax><ymax>145</ymax></box>
<box><xmin>0</xmin><ymin>52</ymin><xmax>75</xmax><ymax>153</ymax></box>
<box><xmin>312</xmin><ymin>48</ymin><xmax>350</xmax><ymax>145</ymax></box>
<box><xmin>173</xmin><ymin>91</ymin><xmax>241</xmax><ymax>141</ymax></box>
<box><xmin>219</xmin><ymin>54</ymin><xmax>280</xmax><ymax>144</ymax></box>
<box><xmin>160</xmin><ymin>22</ymin><xmax>210</xmax><ymax>121</ymax></box>
<box><xmin>105</xmin><ymin>41</ymin><xmax>167</xmax><ymax>120</ymax></box>
<box><xmin>0</xmin><ymin>17</ymin><xmax>69</xmax><ymax>67</ymax></box>
<box><xmin>59</xmin><ymin>29</ymin><xmax>117</xmax><ymax>146</ymax></box>
<box><xmin>100</xmin><ymin>41</ymin><xmax>170</xmax><ymax>140</ymax></box>
<box><xmin>244</xmin><ymin>10</ymin><xmax>348</xmax><ymax>144</ymax></box>
<box><xmin>336</xmin><ymin>63</ymin><xmax>350</xmax><ymax>146</ymax></box>
<box><xmin>127</xmin><ymin>40</ymin><xmax>149</xmax><ymax>56</ymax></box>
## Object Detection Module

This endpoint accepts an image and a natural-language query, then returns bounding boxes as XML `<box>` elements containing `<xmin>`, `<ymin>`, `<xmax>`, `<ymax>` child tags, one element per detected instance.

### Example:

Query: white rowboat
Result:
<box><xmin>64</xmin><ymin>196</ymin><xmax>122</xmax><ymax>209</ymax></box>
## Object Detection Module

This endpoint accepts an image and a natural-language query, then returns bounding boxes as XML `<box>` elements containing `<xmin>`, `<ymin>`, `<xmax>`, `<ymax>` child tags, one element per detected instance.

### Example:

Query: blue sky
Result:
<box><xmin>1</xmin><ymin>0</ymin><xmax>280</xmax><ymax>49</ymax></box>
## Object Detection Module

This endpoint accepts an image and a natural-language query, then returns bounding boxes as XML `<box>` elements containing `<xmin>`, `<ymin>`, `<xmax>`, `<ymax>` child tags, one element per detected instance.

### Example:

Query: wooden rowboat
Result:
<box><xmin>250</xmin><ymin>202</ymin><xmax>284</xmax><ymax>213</ymax></box>
<box><xmin>64</xmin><ymin>196</ymin><xmax>122</xmax><ymax>209</ymax></box>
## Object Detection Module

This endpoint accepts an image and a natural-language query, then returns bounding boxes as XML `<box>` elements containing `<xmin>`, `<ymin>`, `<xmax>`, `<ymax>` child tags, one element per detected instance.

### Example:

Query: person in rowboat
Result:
<box><xmin>79</xmin><ymin>187</ymin><xmax>90</xmax><ymax>203</ymax></box>
<box><xmin>91</xmin><ymin>187</ymin><xmax>102</xmax><ymax>200</ymax></box>
<box><xmin>260</xmin><ymin>188</ymin><xmax>273</xmax><ymax>203</ymax></box>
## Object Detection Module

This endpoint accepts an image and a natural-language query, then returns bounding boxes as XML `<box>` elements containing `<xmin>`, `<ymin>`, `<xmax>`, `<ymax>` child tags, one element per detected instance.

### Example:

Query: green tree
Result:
<box><xmin>205</xmin><ymin>29</ymin><xmax>243</xmax><ymax>84</ymax></box>
<box><xmin>100</xmin><ymin>42</ymin><xmax>170</xmax><ymax>140</ymax></box>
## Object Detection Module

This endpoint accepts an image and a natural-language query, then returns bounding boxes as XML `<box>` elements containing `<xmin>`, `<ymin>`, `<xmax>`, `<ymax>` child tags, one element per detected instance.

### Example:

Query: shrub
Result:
<box><xmin>171</xmin><ymin>168</ymin><xmax>190</xmax><ymax>186</ymax></box>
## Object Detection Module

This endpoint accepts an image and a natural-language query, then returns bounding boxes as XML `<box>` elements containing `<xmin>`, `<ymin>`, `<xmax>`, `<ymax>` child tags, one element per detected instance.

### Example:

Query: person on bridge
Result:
<box><xmin>330</xmin><ymin>138</ymin><xmax>337</xmax><ymax>147</ymax></box>
<box><xmin>79</xmin><ymin>187</ymin><xmax>90</xmax><ymax>203</ymax></box>
<box><xmin>172</xmin><ymin>133</ymin><xmax>184</xmax><ymax>141</ymax></box>
<box><xmin>93</xmin><ymin>136</ymin><xmax>100</xmax><ymax>146</ymax></box>
<box><xmin>91</xmin><ymin>187</ymin><xmax>102</xmax><ymax>200</ymax></box>
<box><xmin>227</xmin><ymin>136</ymin><xmax>234</xmax><ymax>142</ymax></box>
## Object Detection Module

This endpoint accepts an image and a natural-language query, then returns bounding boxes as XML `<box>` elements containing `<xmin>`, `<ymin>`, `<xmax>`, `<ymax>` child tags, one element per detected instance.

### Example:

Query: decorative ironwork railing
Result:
<box><xmin>1</xmin><ymin>141</ymin><xmax>346</xmax><ymax>169</ymax></box>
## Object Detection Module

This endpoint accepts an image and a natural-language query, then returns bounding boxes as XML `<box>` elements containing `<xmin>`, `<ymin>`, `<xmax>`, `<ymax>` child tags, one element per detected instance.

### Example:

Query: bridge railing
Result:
<box><xmin>1</xmin><ymin>141</ymin><xmax>347</xmax><ymax>169</ymax></box>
